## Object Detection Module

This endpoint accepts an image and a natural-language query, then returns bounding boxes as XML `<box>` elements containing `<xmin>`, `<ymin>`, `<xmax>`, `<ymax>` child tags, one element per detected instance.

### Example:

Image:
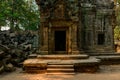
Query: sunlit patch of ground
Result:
<box><xmin>1</xmin><ymin>65</ymin><xmax>120</xmax><ymax>80</ymax></box>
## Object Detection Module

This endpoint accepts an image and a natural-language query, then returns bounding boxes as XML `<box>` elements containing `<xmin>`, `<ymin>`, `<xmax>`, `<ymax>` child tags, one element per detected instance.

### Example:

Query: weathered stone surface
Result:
<box><xmin>23</xmin><ymin>59</ymin><xmax>47</xmax><ymax>73</ymax></box>
<box><xmin>23</xmin><ymin>55</ymin><xmax>101</xmax><ymax>73</ymax></box>
<box><xmin>96</xmin><ymin>55</ymin><xmax>120</xmax><ymax>64</ymax></box>
<box><xmin>37</xmin><ymin>54</ymin><xmax>89</xmax><ymax>59</ymax></box>
<box><xmin>36</xmin><ymin>0</ymin><xmax>116</xmax><ymax>54</ymax></box>
<box><xmin>0</xmin><ymin>30</ymin><xmax>38</xmax><ymax>73</ymax></box>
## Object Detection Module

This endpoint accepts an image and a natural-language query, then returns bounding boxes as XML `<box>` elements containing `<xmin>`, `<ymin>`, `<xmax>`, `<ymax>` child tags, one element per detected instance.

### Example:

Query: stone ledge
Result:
<box><xmin>96</xmin><ymin>55</ymin><xmax>120</xmax><ymax>65</ymax></box>
<box><xmin>37</xmin><ymin>54</ymin><xmax>89</xmax><ymax>60</ymax></box>
<box><xmin>23</xmin><ymin>57</ymin><xmax>101</xmax><ymax>73</ymax></box>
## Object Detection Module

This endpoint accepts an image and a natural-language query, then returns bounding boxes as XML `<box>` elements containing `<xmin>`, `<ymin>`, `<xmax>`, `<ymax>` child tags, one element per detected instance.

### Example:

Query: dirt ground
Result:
<box><xmin>1</xmin><ymin>65</ymin><xmax>120</xmax><ymax>80</ymax></box>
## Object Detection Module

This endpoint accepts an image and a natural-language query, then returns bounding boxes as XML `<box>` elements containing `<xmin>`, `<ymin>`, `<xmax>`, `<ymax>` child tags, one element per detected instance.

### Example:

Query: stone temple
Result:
<box><xmin>35</xmin><ymin>0</ymin><xmax>116</xmax><ymax>55</ymax></box>
<box><xmin>23</xmin><ymin>0</ymin><xmax>117</xmax><ymax>74</ymax></box>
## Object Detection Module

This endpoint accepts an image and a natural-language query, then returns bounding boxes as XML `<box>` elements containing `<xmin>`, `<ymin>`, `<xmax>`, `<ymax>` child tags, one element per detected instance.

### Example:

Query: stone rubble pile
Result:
<box><xmin>0</xmin><ymin>30</ymin><xmax>38</xmax><ymax>73</ymax></box>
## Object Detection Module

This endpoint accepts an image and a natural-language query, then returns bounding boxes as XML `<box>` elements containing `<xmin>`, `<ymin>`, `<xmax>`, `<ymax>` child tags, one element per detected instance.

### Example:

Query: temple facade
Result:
<box><xmin>35</xmin><ymin>0</ymin><xmax>116</xmax><ymax>55</ymax></box>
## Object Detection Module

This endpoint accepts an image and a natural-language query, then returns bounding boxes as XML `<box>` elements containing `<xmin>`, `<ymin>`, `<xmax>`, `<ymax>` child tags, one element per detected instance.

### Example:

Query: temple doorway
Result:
<box><xmin>54</xmin><ymin>30</ymin><xmax>66</xmax><ymax>51</ymax></box>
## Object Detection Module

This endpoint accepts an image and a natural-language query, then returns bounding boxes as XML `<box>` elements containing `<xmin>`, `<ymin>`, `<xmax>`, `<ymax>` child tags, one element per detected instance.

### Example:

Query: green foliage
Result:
<box><xmin>118</xmin><ymin>0</ymin><xmax>120</xmax><ymax>4</ymax></box>
<box><xmin>0</xmin><ymin>0</ymin><xmax>40</xmax><ymax>31</ymax></box>
<box><xmin>114</xmin><ymin>26</ymin><xmax>120</xmax><ymax>40</ymax></box>
<box><xmin>114</xmin><ymin>0</ymin><xmax>120</xmax><ymax>40</ymax></box>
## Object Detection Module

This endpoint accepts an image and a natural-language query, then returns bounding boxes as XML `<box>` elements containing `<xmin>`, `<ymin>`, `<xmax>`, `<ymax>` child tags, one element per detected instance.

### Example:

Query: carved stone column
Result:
<box><xmin>71</xmin><ymin>22</ymin><xmax>80</xmax><ymax>54</ymax></box>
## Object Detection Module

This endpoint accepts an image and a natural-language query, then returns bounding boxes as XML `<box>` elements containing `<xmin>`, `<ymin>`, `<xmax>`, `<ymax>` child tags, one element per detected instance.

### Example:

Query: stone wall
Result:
<box><xmin>79</xmin><ymin>0</ymin><xmax>115</xmax><ymax>53</ymax></box>
<box><xmin>36</xmin><ymin>0</ymin><xmax>116</xmax><ymax>54</ymax></box>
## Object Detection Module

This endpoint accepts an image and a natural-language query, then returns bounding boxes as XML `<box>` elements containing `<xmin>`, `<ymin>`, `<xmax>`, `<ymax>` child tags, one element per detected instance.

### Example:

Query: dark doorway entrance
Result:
<box><xmin>55</xmin><ymin>31</ymin><xmax>66</xmax><ymax>51</ymax></box>
<box><xmin>97</xmin><ymin>33</ymin><xmax>105</xmax><ymax>45</ymax></box>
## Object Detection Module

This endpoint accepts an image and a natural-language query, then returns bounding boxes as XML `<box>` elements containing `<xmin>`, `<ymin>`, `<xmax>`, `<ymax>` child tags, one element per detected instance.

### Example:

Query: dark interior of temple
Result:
<box><xmin>55</xmin><ymin>31</ymin><xmax>66</xmax><ymax>51</ymax></box>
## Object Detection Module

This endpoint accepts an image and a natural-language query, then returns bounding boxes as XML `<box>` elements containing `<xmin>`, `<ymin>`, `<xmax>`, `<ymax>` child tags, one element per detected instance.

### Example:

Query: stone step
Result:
<box><xmin>23</xmin><ymin>57</ymin><xmax>100</xmax><ymax>73</ymax></box>
<box><xmin>47</xmin><ymin>64</ymin><xmax>74</xmax><ymax>68</ymax></box>
<box><xmin>47</xmin><ymin>68</ymin><xmax>74</xmax><ymax>72</ymax></box>
<box><xmin>96</xmin><ymin>55</ymin><xmax>120</xmax><ymax>60</ymax></box>
<box><xmin>37</xmin><ymin>54</ymin><xmax>89</xmax><ymax>60</ymax></box>
<box><xmin>96</xmin><ymin>55</ymin><xmax>120</xmax><ymax>64</ymax></box>
<box><xmin>47</xmin><ymin>63</ymin><xmax>74</xmax><ymax>74</ymax></box>
<box><xmin>48</xmin><ymin>62</ymin><xmax>74</xmax><ymax>65</ymax></box>
<box><xmin>46</xmin><ymin>72</ymin><xmax>75</xmax><ymax>75</ymax></box>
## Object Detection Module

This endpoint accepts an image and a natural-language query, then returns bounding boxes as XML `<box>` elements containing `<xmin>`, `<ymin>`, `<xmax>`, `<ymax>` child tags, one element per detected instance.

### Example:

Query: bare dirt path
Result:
<box><xmin>1</xmin><ymin>65</ymin><xmax>120</xmax><ymax>80</ymax></box>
